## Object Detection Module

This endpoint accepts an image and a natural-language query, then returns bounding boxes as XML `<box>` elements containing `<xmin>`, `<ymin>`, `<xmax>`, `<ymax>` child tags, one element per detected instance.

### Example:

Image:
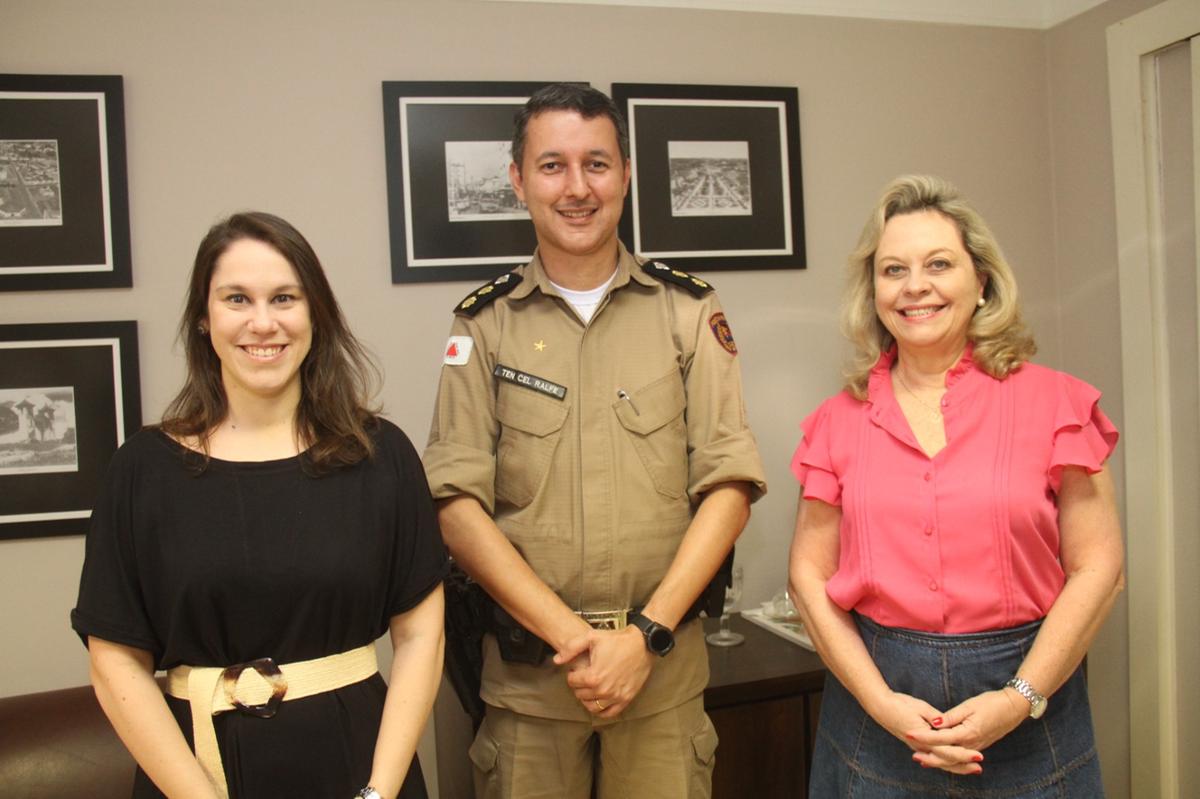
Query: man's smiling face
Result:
<box><xmin>509</xmin><ymin>109</ymin><xmax>630</xmax><ymax>268</ymax></box>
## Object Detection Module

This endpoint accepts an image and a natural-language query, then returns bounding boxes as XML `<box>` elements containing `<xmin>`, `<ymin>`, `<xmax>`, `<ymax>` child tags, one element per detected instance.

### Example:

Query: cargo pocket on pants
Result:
<box><xmin>469</xmin><ymin>722</ymin><xmax>501</xmax><ymax>798</ymax></box>
<box><xmin>688</xmin><ymin>714</ymin><xmax>719</xmax><ymax>799</ymax></box>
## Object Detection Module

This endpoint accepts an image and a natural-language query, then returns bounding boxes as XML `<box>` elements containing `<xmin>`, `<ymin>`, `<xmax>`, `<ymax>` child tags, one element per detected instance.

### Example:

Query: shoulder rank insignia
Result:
<box><xmin>640</xmin><ymin>260</ymin><xmax>714</xmax><ymax>297</ymax></box>
<box><xmin>454</xmin><ymin>271</ymin><xmax>524</xmax><ymax>316</ymax></box>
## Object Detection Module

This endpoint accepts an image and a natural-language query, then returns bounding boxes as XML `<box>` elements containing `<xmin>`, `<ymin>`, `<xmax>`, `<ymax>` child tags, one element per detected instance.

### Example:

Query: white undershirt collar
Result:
<box><xmin>549</xmin><ymin>269</ymin><xmax>618</xmax><ymax>324</ymax></box>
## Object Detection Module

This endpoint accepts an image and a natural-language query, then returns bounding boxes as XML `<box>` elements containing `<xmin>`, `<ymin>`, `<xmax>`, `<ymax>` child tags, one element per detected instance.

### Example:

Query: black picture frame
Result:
<box><xmin>382</xmin><ymin>81</ymin><xmax>585</xmax><ymax>283</ymax></box>
<box><xmin>0</xmin><ymin>75</ymin><xmax>133</xmax><ymax>291</ymax></box>
<box><xmin>0</xmin><ymin>321</ymin><xmax>141</xmax><ymax>540</ymax></box>
<box><xmin>612</xmin><ymin>83</ymin><xmax>806</xmax><ymax>272</ymax></box>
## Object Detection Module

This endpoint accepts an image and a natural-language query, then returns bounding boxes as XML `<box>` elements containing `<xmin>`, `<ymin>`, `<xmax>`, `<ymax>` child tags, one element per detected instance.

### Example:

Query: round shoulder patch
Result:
<box><xmin>709</xmin><ymin>312</ymin><xmax>737</xmax><ymax>355</ymax></box>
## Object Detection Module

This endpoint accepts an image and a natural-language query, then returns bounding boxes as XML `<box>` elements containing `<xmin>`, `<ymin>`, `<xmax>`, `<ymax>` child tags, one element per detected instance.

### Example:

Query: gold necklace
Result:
<box><xmin>894</xmin><ymin>370</ymin><xmax>943</xmax><ymax>418</ymax></box>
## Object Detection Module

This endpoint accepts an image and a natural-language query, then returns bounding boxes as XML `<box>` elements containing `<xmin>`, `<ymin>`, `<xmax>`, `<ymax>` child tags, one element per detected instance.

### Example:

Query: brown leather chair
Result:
<box><xmin>0</xmin><ymin>684</ymin><xmax>135</xmax><ymax>798</ymax></box>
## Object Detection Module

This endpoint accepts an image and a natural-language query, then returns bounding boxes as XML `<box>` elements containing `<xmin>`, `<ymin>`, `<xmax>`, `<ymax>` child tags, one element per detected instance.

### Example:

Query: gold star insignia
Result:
<box><xmin>534</xmin><ymin>340</ymin><xmax>546</xmax><ymax>352</ymax></box>
<box><xmin>672</xmin><ymin>270</ymin><xmax>688</xmax><ymax>278</ymax></box>
<box><xmin>478</xmin><ymin>285</ymin><xmax>494</xmax><ymax>295</ymax></box>
<box><xmin>461</xmin><ymin>296</ymin><xmax>477</xmax><ymax>309</ymax></box>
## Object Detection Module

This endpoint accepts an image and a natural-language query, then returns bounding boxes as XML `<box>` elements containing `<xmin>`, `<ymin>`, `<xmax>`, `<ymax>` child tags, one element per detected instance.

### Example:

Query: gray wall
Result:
<box><xmin>0</xmin><ymin>0</ymin><xmax>1140</xmax><ymax>795</ymax></box>
<box><xmin>1045</xmin><ymin>1</ymin><xmax>1160</xmax><ymax>795</ymax></box>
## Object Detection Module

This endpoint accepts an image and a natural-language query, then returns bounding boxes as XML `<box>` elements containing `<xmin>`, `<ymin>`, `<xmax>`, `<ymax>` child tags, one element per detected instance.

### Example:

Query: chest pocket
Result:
<box><xmin>613</xmin><ymin>371</ymin><xmax>688</xmax><ymax>499</ymax></box>
<box><xmin>495</xmin><ymin>384</ymin><xmax>570</xmax><ymax>508</ymax></box>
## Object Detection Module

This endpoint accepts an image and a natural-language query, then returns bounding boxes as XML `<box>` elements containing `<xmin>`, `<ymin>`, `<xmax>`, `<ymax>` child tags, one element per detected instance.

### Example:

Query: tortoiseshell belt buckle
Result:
<box><xmin>222</xmin><ymin>657</ymin><xmax>287</xmax><ymax>719</ymax></box>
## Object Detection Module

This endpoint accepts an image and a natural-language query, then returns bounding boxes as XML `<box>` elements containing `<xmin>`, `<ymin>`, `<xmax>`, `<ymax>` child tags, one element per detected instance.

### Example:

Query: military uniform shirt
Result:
<box><xmin>425</xmin><ymin>242</ymin><xmax>767</xmax><ymax>721</ymax></box>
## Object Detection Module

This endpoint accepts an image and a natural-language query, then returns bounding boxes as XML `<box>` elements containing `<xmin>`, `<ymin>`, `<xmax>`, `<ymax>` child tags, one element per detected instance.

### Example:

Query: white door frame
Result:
<box><xmin>1107</xmin><ymin>2</ymin><xmax>1200</xmax><ymax>797</ymax></box>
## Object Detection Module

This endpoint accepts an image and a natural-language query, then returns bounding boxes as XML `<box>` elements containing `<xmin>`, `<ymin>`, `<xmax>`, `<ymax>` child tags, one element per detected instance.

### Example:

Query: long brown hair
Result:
<box><xmin>841</xmin><ymin>175</ymin><xmax>1036</xmax><ymax>398</ymax></box>
<box><xmin>160</xmin><ymin>211</ymin><xmax>379</xmax><ymax>472</ymax></box>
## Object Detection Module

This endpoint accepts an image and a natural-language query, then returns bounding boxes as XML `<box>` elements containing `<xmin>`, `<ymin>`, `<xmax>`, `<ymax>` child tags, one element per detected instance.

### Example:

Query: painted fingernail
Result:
<box><xmin>931</xmin><ymin>717</ymin><xmax>943</xmax><ymax>727</ymax></box>
<box><xmin>972</xmin><ymin>754</ymin><xmax>984</xmax><ymax>763</ymax></box>
<box><xmin>905</xmin><ymin>733</ymin><xmax>916</xmax><ymax>740</ymax></box>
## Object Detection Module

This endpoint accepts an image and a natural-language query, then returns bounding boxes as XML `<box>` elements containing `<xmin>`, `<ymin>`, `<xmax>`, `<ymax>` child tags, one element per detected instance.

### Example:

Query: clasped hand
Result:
<box><xmin>554</xmin><ymin>626</ymin><xmax>654</xmax><ymax>719</ymax></box>
<box><xmin>876</xmin><ymin>689</ymin><xmax>1027</xmax><ymax>775</ymax></box>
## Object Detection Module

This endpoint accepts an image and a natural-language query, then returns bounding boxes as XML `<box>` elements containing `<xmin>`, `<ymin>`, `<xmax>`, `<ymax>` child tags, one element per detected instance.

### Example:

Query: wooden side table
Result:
<box><xmin>703</xmin><ymin>613</ymin><xmax>827</xmax><ymax>799</ymax></box>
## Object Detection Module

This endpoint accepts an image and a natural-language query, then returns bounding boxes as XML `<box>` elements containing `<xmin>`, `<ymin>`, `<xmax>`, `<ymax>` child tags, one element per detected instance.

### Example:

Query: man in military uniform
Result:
<box><xmin>424</xmin><ymin>84</ymin><xmax>766</xmax><ymax>799</ymax></box>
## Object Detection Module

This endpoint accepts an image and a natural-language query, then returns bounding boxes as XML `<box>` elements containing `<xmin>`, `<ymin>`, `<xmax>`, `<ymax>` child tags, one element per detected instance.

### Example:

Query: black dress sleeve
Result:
<box><xmin>70</xmin><ymin>431</ymin><xmax>163</xmax><ymax>657</ymax></box>
<box><xmin>380</xmin><ymin>421</ymin><xmax>449</xmax><ymax>622</ymax></box>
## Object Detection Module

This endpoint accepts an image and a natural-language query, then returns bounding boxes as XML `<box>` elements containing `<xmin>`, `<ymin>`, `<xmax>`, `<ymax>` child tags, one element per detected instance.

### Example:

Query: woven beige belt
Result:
<box><xmin>166</xmin><ymin>643</ymin><xmax>377</xmax><ymax>798</ymax></box>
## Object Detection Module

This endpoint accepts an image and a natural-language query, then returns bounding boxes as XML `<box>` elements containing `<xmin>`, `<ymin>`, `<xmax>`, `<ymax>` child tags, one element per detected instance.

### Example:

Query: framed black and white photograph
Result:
<box><xmin>0</xmin><ymin>321</ymin><xmax>140</xmax><ymax>540</ymax></box>
<box><xmin>0</xmin><ymin>74</ymin><xmax>132</xmax><ymax>291</ymax></box>
<box><xmin>612</xmin><ymin>83</ymin><xmax>805</xmax><ymax>272</ymax></box>
<box><xmin>382</xmin><ymin>81</ymin><xmax>584</xmax><ymax>283</ymax></box>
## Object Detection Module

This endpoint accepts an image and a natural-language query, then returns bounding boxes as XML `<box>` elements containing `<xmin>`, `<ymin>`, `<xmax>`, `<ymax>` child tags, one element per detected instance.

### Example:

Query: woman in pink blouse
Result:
<box><xmin>788</xmin><ymin>175</ymin><xmax>1124</xmax><ymax>797</ymax></box>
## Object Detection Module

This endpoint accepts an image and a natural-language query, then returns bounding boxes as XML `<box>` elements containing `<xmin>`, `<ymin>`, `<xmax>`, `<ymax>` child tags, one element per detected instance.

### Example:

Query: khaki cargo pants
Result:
<box><xmin>469</xmin><ymin>694</ymin><xmax>717</xmax><ymax>799</ymax></box>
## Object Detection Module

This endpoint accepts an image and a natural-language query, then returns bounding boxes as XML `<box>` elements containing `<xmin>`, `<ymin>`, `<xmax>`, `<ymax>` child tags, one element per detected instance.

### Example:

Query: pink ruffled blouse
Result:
<box><xmin>791</xmin><ymin>348</ymin><xmax>1118</xmax><ymax>633</ymax></box>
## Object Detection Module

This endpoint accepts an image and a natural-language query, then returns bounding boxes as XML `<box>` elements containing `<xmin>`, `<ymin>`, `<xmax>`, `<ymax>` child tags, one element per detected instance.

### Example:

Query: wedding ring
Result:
<box><xmin>594</xmin><ymin>699</ymin><xmax>606</xmax><ymax>711</ymax></box>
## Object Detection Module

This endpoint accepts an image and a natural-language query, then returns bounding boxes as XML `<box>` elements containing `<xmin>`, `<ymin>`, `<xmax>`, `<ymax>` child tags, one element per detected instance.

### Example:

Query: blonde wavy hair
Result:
<box><xmin>841</xmin><ymin>175</ymin><xmax>1036</xmax><ymax>399</ymax></box>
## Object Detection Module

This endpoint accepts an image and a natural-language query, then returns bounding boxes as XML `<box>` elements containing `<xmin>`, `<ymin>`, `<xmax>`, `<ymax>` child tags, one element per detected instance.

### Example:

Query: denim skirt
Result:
<box><xmin>809</xmin><ymin>614</ymin><xmax>1104</xmax><ymax>798</ymax></box>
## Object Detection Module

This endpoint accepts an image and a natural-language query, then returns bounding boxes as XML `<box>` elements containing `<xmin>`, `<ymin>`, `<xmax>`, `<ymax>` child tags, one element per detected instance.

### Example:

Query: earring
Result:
<box><xmin>198</xmin><ymin>322</ymin><xmax>209</xmax><ymax>335</ymax></box>
<box><xmin>976</xmin><ymin>296</ymin><xmax>985</xmax><ymax>308</ymax></box>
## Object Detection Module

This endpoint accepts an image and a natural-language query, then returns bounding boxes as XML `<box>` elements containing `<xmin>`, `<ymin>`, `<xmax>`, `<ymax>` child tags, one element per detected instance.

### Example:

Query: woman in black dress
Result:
<box><xmin>72</xmin><ymin>212</ymin><xmax>448</xmax><ymax>799</ymax></box>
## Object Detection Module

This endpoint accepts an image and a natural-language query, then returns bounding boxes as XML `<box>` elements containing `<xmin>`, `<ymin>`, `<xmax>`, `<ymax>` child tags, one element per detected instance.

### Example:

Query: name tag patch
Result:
<box><xmin>493</xmin><ymin>364</ymin><xmax>567</xmax><ymax>401</ymax></box>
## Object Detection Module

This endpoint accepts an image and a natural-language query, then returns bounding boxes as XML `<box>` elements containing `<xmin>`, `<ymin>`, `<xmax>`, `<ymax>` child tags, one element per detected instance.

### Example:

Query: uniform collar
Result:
<box><xmin>511</xmin><ymin>241</ymin><xmax>653</xmax><ymax>300</ymax></box>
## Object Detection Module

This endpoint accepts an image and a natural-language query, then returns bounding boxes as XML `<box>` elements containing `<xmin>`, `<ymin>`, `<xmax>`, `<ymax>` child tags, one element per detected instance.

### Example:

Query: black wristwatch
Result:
<box><xmin>628</xmin><ymin>611</ymin><xmax>675</xmax><ymax>656</ymax></box>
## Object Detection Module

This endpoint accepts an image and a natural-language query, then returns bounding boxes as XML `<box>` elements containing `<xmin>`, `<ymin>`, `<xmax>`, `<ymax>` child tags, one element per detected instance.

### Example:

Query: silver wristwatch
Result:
<box><xmin>1005</xmin><ymin>677</ymin><xmax>1047</xmax><ymax>719</ymax></box>
<box><xmin>354</xmin><ymin>789</ymin><xmax>382</xmax><ymax>799</ymax></box>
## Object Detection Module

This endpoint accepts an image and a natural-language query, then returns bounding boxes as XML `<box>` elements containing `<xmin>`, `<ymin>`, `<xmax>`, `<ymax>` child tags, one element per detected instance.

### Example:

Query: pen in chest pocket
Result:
<box><xmin>616</xmin><ymin>389</ymin><xmax>640</xmax><ymax>415</ymax></box>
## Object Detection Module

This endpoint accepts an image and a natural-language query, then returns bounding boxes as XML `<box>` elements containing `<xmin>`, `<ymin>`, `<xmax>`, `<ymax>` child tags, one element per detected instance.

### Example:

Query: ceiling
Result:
<box><xmin>477</xmin><ymin>0</ymin><xmax>1111</xmax><ymax>29</ymax></box>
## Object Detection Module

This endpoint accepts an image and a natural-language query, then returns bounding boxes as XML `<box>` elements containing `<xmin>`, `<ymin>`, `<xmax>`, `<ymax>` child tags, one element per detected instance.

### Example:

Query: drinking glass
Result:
<box><xmin>706</xmin><ymin>564</ymin><xmax>745</xmax><ymax>647</ymax></box>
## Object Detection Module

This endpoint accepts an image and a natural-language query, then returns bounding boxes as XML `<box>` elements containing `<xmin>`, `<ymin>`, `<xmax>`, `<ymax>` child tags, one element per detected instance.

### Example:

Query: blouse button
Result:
<box><xmin>923</xmin><ymin>472</ymin><xmax>931</xmax><ymax>482</ymax></box>
<box><xmin>929</xmin><ymin>581</ymin><xmax>939</xmax><ymax>591</ymax></box>
<box><xmin>924</xmin><ymin>524</ymin><xmax>934</xmax><ymax>536</ymax></box>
